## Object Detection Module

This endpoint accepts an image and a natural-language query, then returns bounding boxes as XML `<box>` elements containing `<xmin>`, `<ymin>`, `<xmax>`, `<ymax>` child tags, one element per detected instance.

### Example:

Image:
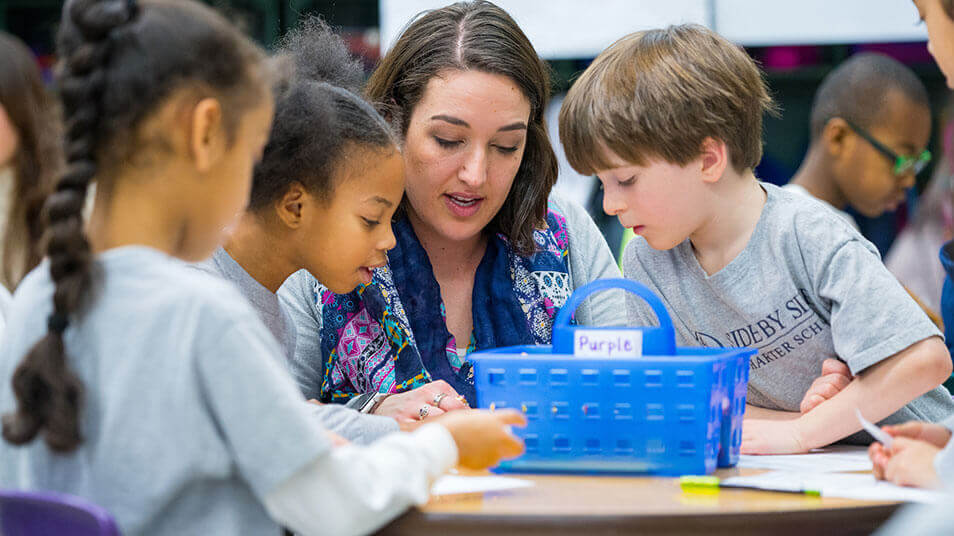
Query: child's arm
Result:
<box><xmin>263</xmin><ymin>410</ymin><xmax>525</xmax><ymax>536</ymax></box>
<box><xmin>744</xmin><ymin>405</ymin><xmax>799</xmax><ymax>421</ymax></box>
<box><xmin>264</xmin><ymin>422</ymin><xmax>458</xmax><ymax>536</ymax></box>
<box><xmin>277</xmin><ymin>270</ymin><xmax>326</xmax><ymax>400</ymax></box>
<box><xmin>742</xmin><ymin>336</ymin><xmax>951</xmax><ymax>454</ymax></box>
<box><xmin>744</xmin><ymin>359</ymin><xmax>854</xmax><ymax>421</ymax></box>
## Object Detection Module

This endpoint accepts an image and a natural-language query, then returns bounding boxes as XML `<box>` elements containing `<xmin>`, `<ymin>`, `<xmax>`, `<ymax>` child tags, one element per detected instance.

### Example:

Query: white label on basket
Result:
<box><xmin>573</xmin><ymin>330</ymin><xmax>643</xmax><ymax>358</ymax></box>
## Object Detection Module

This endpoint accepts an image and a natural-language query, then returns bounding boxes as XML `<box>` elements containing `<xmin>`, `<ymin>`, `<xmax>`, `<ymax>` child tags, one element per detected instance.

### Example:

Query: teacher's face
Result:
<box><xmin>402</xmin><ymin>69</ymin><xmax>531</xmax><ymax>243</ymax></box>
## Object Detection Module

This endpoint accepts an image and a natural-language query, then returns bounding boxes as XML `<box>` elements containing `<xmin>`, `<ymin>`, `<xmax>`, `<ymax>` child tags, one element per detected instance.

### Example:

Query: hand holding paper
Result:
<box><xmin>868</xmin><ymin>419</ymin><xmax>951</xmax><ymax>487</ymax></box>
<box><xmin>879</xmin><ymin>437</ymin><xmax>943</xmax><ymax>489</ymax></box>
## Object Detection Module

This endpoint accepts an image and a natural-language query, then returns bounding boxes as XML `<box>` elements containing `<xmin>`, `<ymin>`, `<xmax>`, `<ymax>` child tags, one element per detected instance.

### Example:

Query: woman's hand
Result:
<box><xmin>373</xmin><ymin>380</ymin><xmax>468</xmax><ymax>423</ymax></box>
<box><xmin>437</xmin><ymin>409</ymin><xmax>527</xmax><ymax>470</ymax></box>
<box><xmin>799</xmin><ymin>358</ymin><xmax>852</xmax><ymax>413</ymax></box>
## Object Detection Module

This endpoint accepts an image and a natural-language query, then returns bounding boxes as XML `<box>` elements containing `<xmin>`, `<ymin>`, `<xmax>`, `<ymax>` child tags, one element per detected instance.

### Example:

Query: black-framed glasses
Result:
<box><xmin>843</xmin><ymin>118</ymin><xmax>932</xmax><ymax>177</ymax></box>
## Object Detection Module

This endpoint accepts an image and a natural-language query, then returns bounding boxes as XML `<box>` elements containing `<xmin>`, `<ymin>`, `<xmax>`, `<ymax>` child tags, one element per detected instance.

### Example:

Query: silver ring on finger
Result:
<box><xmin>432</xmin><ymin>392</ymin><xmax>448</xmax><ymax>408</ymax></box>
<box><xmin>418</xmin><ymin>405</ymin><xmax>430</xmax><ymax>420</ymax></box>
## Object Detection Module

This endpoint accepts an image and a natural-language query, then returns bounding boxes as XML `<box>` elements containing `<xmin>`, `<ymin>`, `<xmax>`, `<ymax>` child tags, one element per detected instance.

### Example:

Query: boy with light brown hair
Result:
<box><xmin>559</xmin><ymin>24</ymin><xmax>954</xmax><ymax>454</ymax></box>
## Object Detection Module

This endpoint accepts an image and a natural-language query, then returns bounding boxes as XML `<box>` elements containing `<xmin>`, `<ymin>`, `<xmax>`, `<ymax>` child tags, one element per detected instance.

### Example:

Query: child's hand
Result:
<box><xmin>799</xmin><ymin>358</ymin><xmax>852</xmax><ymax>413</ymax></box>
<box><xmin>873</xmin><ymin>437</ymin><xmax>942</xmax><ymax>489</ymax></box>
<box><xmin>437</xmin><ymin>409</ymin><xmax>527</xmax><ymax>470</ymax></box>
<box><xmin>883</xmin><ymin>421</ymin><xmax>952</xmax><ymax>448</ymax></box>
<box><xmin>740</xmin><ymin>419</ymin><xmax>808</xmax><ymax>454</ymax></box>
<box><xmin>870</xmin><ymin>421</ymin><xmax>950</xmax><ymax>484</ymax></box>
<box><xmin>869</xmin><ymin>441</ymin><xmax>889</xmax><ymax>480</ymax></box>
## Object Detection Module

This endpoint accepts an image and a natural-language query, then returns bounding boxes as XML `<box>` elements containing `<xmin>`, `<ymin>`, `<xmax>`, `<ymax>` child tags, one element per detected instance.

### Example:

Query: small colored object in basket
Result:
<box><xmin>679</xmin><ymin>475</ymin><xmax>821</xmax><ymax>496</ymax></box>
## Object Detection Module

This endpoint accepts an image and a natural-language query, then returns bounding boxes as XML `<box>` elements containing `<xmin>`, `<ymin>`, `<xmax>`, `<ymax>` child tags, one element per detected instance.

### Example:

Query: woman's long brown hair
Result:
<box><xmin>0</xmin><ymin>32</ymin><xmax>62</xmax><ymax>290</ymax></box>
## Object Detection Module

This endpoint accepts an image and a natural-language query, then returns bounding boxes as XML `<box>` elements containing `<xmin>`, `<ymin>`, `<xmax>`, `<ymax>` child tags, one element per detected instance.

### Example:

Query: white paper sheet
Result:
<box><xmin>430</xmin><ymin>475</ymin><xmax>534</xmax><ymax>496</ymax></box>
<box><xmin>723</xmin><ymin>471</ymin><xmax>946</xmax><ymax>504</ymax></box>
<box><xmin>737</xmin><ymin>445</ymin><xmax>873</xmax><ymax>473</ymax></box>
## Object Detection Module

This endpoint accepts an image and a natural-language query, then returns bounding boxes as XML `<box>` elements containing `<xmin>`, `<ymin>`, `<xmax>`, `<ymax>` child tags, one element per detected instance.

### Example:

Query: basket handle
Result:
<box><xmin>552</xmin><ymin>278</ymin><xmax>676</xmax><ymax>355</ymax></box>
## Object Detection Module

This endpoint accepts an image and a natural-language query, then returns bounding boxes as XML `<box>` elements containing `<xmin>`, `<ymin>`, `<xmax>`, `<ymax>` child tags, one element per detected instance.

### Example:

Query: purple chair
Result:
<box><xmin>0</xmin><ymin>489</ymin><xmax>120</xmax><ymax>536</ymax></box>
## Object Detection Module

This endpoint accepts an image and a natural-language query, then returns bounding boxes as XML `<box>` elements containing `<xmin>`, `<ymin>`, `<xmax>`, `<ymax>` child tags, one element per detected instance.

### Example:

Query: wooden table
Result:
<box><xmin>379</xmin><ymin>467</ymin><xmax>902</xmax><ymax>536</ymax></box>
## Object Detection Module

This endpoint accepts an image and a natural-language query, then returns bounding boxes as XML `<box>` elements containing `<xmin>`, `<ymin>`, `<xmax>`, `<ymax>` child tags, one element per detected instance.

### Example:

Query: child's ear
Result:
<box><xmin>699</xmin><ymin>137</ymin><xmax>729</xmax><ymax>183</ymax></box>
<box><xmin>190</xmin><ymin>97</ymin><xmax>226</xmax><ymax>172</ymax></box>
<box><xmin>276</xmin><ymin>182</ymin><xmax>307</xmax><ymax>229</ymax></box>
<box><xmin>822</xmin><ymin>118</ymin><xmax>850</xmax><ymax>158</ymax></box>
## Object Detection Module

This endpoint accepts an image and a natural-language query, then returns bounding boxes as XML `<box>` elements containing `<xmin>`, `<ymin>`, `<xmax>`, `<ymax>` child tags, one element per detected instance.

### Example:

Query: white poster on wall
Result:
<box><xmin>379</xmin><ymin>0</ymin><xmax>711</xmax><ymax>59</ymax></box>
<box><xmin>380</xmin><ymin>0</ymin><xmax>927</xmax><ymax>58</ymax></box>
<box><xmin>715</xmin><ymin>0</ymin><xmax>928</xmax><ymax>46</ymax></box>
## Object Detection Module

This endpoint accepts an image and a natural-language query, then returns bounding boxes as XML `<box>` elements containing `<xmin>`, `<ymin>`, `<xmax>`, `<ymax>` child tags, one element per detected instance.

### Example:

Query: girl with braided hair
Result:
<box><xmin>0</xmin><ymin>1</ymin><xmax>524</xmax><ymax>534</ymax></box>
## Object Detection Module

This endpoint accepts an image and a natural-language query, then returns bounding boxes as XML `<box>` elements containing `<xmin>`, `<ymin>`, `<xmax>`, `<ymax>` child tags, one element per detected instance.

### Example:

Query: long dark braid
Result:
<box><xmin>3</xmin><ymin>0</ymin><xmax>265</xmax><ymax>453</ymax></box>
<box><xmin>1</xmin><ymin>0</ymin><xmax>135</xmax><ymax>452</ymax></box>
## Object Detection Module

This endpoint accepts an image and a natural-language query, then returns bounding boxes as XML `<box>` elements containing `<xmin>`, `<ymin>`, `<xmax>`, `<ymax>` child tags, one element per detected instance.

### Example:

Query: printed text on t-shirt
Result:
<box><xmin>691</xmin><ymin>289</ymin><xmax>829</xmax><ymax>370</ymax></box>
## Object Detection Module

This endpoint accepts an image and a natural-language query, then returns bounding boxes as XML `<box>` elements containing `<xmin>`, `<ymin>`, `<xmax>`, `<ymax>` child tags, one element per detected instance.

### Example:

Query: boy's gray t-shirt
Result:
<box><xmin>0</xmin><ymin>247</ymin><xmax>331</xmax><ymax>535</ymax></box>
<box><xmin>622</xmin><ymin>182</ymin><xmax>954</xmax><ymax>436</ymax></box>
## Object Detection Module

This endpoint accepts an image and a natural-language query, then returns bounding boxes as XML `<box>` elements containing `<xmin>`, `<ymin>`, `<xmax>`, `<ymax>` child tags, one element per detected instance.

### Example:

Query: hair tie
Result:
<box><xmin>48</xmin><ymin>312</ymin><xmax>70</xmax><ymax>334</ymax></box>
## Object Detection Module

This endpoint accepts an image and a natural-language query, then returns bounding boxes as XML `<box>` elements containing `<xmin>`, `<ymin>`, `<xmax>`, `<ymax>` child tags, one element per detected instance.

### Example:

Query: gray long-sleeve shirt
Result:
<box><xmin>194</xmin><ymin>247</ymin><xmax>398</xmax><ymax>443</ymax></box>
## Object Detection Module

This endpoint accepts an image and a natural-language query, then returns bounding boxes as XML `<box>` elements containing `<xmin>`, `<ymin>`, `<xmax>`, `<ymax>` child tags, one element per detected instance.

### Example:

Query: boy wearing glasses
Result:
<box><xmin>559</xmin><ymin>25</ymin><xmax>954</xmax><ymax>455</ymax></box>
<box><xmin>786</xmin><ymin>53</ymin><xmax>932</xmax><ymax>229</ymax></box>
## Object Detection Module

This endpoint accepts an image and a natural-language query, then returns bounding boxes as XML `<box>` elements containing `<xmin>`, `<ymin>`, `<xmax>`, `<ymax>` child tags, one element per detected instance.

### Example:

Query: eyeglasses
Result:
<box><xmin>843</xmin><ymin>119</ymin><xmax>932</xmax><ymax>178</ymax></box>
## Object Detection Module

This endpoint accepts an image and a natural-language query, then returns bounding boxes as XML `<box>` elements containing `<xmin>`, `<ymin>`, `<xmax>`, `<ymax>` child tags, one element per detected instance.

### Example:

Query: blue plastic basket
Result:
<box><xmin>470</xmin><ymin>279</ymin><xmax>754</xmax><ymax>476</ymax></box>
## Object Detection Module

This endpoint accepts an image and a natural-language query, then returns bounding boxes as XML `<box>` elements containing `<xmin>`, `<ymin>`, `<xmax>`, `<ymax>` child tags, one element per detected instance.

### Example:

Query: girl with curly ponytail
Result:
<box><xmin>201</xmin><ymin>18</ymin><xmax>469</xmax><ymax>428</ymax></box>
<box><xmin>0</xmin><ymin>2</ymin><xmax>525</xmax><ymax>534</ymax></box>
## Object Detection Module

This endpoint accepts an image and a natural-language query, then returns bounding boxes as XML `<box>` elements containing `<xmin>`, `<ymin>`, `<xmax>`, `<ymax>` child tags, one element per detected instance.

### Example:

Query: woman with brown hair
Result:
<box><xmin>0</xmin><ymin>32</ymin><xmax>61</xmax><ymax>299</ymax></box>
<box><xmin>280</xmin><ymin>0</ymin><xmax>624</xmax><ymax>422</ymax></box>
